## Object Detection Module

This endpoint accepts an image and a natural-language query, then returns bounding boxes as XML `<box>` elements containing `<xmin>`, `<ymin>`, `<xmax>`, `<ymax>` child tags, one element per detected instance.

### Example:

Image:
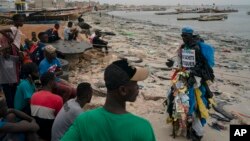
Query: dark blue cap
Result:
<box><xmin>182</xmin><ymin>27</ymin><xmax>194</xmax><ymax>34</ymax></box>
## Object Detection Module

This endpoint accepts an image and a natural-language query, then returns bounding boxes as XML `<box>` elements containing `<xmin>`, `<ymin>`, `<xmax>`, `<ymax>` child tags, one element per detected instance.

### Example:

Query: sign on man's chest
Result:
<box><xmin>182</xmin><ymin>49</ymin><xmax>196</xmax><ymax>68</ymax></box>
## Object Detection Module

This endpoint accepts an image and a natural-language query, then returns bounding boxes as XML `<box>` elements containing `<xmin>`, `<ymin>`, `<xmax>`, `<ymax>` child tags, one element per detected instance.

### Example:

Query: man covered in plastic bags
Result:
<box><xmin>165</xmin><ymin>27</ymin><xmax>215</xmax><ymax>141</ymax></box>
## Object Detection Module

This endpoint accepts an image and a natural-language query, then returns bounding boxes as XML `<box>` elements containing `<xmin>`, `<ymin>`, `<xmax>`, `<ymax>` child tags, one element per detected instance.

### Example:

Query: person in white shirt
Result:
<box><xmin>0</xmin><ymin>14</ymin><xmax>25</xmax><ymax>50</ymax></box>
<box><xmin>64</xmin><ymin>21</ymin><xmax>78</xmax><ymax>40</ymax></box>
<box><xmin>51</xmin><ymin>82</ymin><xmax>93</xmax><ymax>141</ymax></box>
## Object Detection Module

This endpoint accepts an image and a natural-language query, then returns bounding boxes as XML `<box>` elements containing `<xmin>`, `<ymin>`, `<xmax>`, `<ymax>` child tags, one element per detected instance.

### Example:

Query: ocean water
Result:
<box><xmin>109</xmin><ymin>5</ymin><xmax>250</xmax><ymax>40</ymax></box>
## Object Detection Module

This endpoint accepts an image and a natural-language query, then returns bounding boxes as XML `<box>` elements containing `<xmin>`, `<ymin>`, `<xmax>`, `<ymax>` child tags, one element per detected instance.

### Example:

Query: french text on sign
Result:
<box><xmin>182</xmin><ymin>49</ymin><xmax>196</xmax><ymax>68</ymax></box>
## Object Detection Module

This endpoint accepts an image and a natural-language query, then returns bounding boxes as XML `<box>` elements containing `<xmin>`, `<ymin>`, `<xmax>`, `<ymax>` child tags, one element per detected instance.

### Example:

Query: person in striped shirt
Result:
<box><xmin>30</xmin><ymin>72</ymin><xmax>63</xmax><ymax>141</ymax></box>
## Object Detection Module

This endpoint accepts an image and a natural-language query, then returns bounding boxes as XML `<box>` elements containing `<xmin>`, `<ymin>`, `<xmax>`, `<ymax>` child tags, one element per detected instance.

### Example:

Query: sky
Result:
<box><xmin>93</xmin><ymin>0</ymin><xmax>250</xmax><ymax>5</ymax></box>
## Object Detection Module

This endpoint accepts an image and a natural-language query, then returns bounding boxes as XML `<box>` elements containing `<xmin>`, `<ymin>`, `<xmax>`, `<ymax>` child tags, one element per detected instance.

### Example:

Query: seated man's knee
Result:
<box><xmin>6</xmin><ymin>113</ymin><xmax>16</xmax><ymax>122</ymax></box>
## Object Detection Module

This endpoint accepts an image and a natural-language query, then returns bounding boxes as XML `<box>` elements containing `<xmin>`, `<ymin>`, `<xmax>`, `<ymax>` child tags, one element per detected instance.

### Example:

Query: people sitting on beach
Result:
<box><xmin>22</xmin><ymin>39</ymin><xmax>37</xmax><ymax>64</ymax></box>
<box><xmin>39</xmin><ymin>45</ymin><xmax>76</xmax><ymax>102</ymax></box>
<box><xmin>0</xmin><ymin>95</ymin><xmax>39</xmax><ymax>141</ymax></box>
<box><xmin>30</xmin><ymin>72</ymin><xmax>63</xmax><ymax>141</ymax></box>
<box><xmin>77</xmin><ymin>15</ymin><xmax>92</xmax><ymax>38</ymax></box>
<box><xmin>51</xmin><ymin>82</ymin><xmax>93</xmax><ymax>141</ymax></box>
<box><xmin>89</xmin><ymin>31</ymin><xmax>96</xmax><ymax>43</ymax></box>
<box><xmin>14</xmin><ymin>63</ymin><xmax>39</xmax><ymax>115</ymax></box>
<box><xmin>92</xmin><ymin>30</ymin><xmax>108</xmax><ymax>53</ymax></box>
<box><xmin>30</xmin><ymin>32</ymin><xmax>48</xmax><ymax>65</ymax></box>
<box><xmin>23</xmin><ymin>39</ymin><xmax>37</xmax><ymax>52</ymax></box>
<box><xmin>64</xmin><ymin>21</ymin><xmax>78</xmax><ymax>41</ymax></box>
<box><xmin>46</xmin><ymin>23</ymin><xmax>61</xmax><ymax>43</ymax></box>
<box><xmin>31</xmin><ymin>32</ymin><xmax>38</xmax><ymax>42</ymax></box>
<box><xmin>61</xmin><ymin>59</ymin><xmax>156</xmax><ymax>141</ymax></box>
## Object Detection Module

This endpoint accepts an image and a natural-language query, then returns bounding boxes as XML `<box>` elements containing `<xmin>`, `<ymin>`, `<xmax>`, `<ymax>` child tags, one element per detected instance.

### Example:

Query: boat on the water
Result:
<box><xmin>177</xmin><ymin>17</ymin><xmax>199</xmax><ymax>20</ymax></box>
<box><xmin>177</xmin><ymin>14</ymin><xmax>227</xmax><ymax>21</ymax></box>
<box><xmin>155</xmin><ymin>9</ymin><xmax>180</xmax><ymax>15</ymax></box>
<box><xmin>212</xmin><ymin>9</ymin><xmax>238</xmax><ymax>13</ymax></box>
<box><xmin>198</xmin><ymin>14</ymin><xmax>227</xmax><ymax>21</ymax></box>
<box><xmin>155</xmin><ymin>12</ymin><xmax>179</xmax><ymax>15</ymax></box>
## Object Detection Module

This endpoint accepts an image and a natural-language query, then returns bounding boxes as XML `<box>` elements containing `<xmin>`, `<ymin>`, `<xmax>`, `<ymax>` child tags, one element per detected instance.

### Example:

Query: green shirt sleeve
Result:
<box><xmin>135</xmin><ymin>120</ymin><xmax>156</xmax><ymax>141</ymax></box>
<box><xmin>61</xmin><ymin>116</ymin><xmax>81</xmax><ymax>141</ymax></box>
<box><xmin>147</xmin><ymin>124</ymin><xmax>156</xmax><ymax>141</ymax></box>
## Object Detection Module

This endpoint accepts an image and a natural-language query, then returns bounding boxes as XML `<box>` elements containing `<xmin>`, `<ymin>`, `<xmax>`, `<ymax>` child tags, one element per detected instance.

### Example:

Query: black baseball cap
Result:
<box><xmin>104</xmin><ymin>59</ymin><xmax>149</xmax><ymax>90</ymax></box>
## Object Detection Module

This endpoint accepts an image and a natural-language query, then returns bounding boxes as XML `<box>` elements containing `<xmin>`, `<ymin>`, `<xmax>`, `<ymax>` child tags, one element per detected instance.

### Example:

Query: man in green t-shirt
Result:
<box><xmin>61</xmin><ymin>59</ymin><xmax>156</xmax><ymax>141</ymax></box>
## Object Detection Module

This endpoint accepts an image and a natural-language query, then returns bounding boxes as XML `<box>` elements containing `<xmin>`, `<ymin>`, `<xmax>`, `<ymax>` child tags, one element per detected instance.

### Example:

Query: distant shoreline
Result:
<box><xmin>105</xmin><ymin>10</ymin><xmax>250</xmax><ymax>42</ymax></box>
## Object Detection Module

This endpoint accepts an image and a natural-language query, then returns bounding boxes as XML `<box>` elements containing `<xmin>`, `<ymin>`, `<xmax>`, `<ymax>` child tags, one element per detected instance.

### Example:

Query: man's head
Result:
<box><xmin>78</xmin><ymin>17</ymin><xmax>84</xmax><ymax>22</ymax></box>
<box><xmin>104</xmin><ymin>59</ymin><xmax>149</xmax><ymax>102</ymax></box>
<box><xmin>12</xmin><ymin>14</ymin><xmax>25</xmax><ymax>27</ymax></box>
<box><xmin>32</xmin><ymin>32</ymin><xmax>36</xmax><ymax>37</ymax></box>
<box><xmin>40</xmin><ymin>72</ymin><xmax>56</xmax><ymax>89</ymax></box>
<box><xmin>181</xmin><ymin>27</ymin><xmax>194</xmax><ymax>45</ymax></box>
<box><xmin>38</xmin><ymin>32</ymin><xmax>49</xmax><ymax>43</ymax></box>
<box><xmin>95</xmin><ymin>29</ymin><xmax>102</xmax><ymax>37</ymax></box>
<box><xmin>20</xmin><ymin>62</ymin><xmax>39</xmax><ymax>80</ymax></box>
<box><xmin>24</xmin><ymin>38</ymin><xmax>31</xmax><ymax>45</ymax></box>
<box><xmin>44</xmin><ymin>45</ymin><xmax>57</xmax><ymax>60</ymax></box>
<box><xmin>76</xmin><ymin>82</ymin><xmax>93</xmax><ymax>104</ymax></box>
<box><xmin>0</xmin><ymin>96</ymin><xmax>8</xmax><ymax>118</ymax></box>
<box><xmin>54</xmin><ymin>23</ymin><xmax>60</xmax><ymax>30</ymax></box>
<box><xmin>68</xmin><ymin>21</ymin><xmax>73</xmax><ymax>28</ymax></box>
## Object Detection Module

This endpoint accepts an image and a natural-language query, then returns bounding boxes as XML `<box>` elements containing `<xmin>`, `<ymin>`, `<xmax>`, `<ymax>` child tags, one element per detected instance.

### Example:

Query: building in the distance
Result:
<box><xmin>15</xmin><ymin>0</ymin><xmax>29</xmax><ymax>11</ymax></box>
<box><xmin>0</xmin><ymin>0</ymin><xmax>15</xmax><ymax>10</ymax></box>
<box><xmin>56</xmin><ymin>0</ymin><xmax>66</xmax><ymax>8</ymax></box>
<box><xmin>34</xmin><ymin>0</ymin><xmax>65</xmax><ymax>9</ymax></box>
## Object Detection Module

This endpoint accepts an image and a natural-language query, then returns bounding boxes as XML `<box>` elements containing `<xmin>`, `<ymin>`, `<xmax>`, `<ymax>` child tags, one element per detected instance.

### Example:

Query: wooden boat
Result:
<box><xmin>155</xmin><ymin>12</ymin><xmax>179</xmax><ymax>15</ymax></box>
<box><xmin>175</xmin><ymin>8</ymin><xmax>238</xmax><ymax>14</ymax></box>
<box><xmin>177</xmin><ymin>17</ymin><xmax>199</xmax><ymax>20</ymax></box>
<box><xmin>212</xmin><ymin>9</ymin><xmax>238</xmax><ymax>13</ymax></box>
<box><xmin>198</xmin><ymin>15</ymin><xmax>225</xmax><ymax>21</ymax></box>
<box><xmin>27</xmin><ymin>12</ymin><xmax>79</xmax><ymax>21</ymax></box>
<box><xmin>0</xmin><ymin>7</ymin><xmax>87</xmax><ymax>22</ymax></box>
<box><xmin>177</xmin><ymin>14</ymin><xmax>227</xmax><ymax>21</ymax></box>
<box><xmin>155</xmin><ymin>9</ymin><xmax>179</xmax><ymax>15</ymax></box>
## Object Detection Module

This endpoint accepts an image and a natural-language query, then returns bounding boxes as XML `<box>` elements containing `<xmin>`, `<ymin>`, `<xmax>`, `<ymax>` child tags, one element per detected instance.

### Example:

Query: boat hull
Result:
<box><xmin>27</xmin><ymin>13</ymin><xmax>79</xmax><ymax>21</ymax></box>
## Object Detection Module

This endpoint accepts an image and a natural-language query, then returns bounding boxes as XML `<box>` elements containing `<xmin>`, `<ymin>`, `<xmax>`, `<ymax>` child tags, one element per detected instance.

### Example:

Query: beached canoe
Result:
<box><xmin>177</xmin><ymin>17</ymin><xmax>199</xmax><ymax>20</ymax></box>
<box><xmin>199</xmin><ymin>16</ymin><xmax>224</xmax><ymax>21</ymax></box>
<box><xmin>155</xmin><ymin>12</ymin><xmax>179</xmax><ymax>15</ymax></box>
<box><xmin>212</xmin><ymin>9</ymin><xmax>238</xmax><ymax>13</ymax></box>
<box><xmin>198</xmin><ymin>14</ymin><xmax>227</xmax><ymax>21</ymax></box>
<box><xmin>27</xmin><ymin>12</ymin><xmax>79</xmax><ymax>21</ymax></box>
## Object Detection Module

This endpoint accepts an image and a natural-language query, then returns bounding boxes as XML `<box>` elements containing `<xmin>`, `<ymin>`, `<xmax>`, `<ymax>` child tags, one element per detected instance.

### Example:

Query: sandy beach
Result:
<box><xmin>2</xmin><ymin>11</ymin><xmax>250</xmax><ymax>141</ymax></box>
<box><xmin>74</xmin><ymin>12</ymin><xmax>250</xmax><ymax>141</ymax></box>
